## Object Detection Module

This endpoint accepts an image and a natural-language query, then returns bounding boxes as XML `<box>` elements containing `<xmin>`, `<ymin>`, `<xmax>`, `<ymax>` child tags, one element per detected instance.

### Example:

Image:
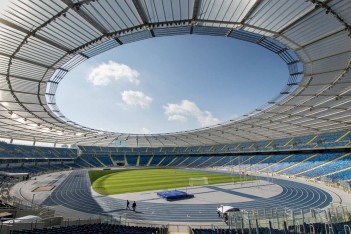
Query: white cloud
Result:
<box><xmin>121</xmin><ymin>90</ymin><xmax>153</xmax><ymax>108</ymax></box>
<box><xmin>141</xmin><ymin>127</ymin><xmax>151</xmax><ymax>134</ymax></box>
<box><xmin>163</xmin><ymin>100</ymin><xmax>220</xmax><ymax>127</ymax></box>
<box><xmin>88</xmin><ymin>61</ymin><xmax>140</xmax><ymax>86</ymax></box>
<box><xmin>168</xmin><ymin>114</ymin><xmax>187</xmax><ymax>123</ymax></box>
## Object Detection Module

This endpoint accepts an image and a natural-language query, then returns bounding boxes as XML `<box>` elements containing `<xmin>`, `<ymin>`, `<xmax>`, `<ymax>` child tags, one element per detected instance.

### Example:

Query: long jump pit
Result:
<box><xmin>32</xmin><ymin>186</ymin><xmax>55</xmax><ymax>192</ymax></box>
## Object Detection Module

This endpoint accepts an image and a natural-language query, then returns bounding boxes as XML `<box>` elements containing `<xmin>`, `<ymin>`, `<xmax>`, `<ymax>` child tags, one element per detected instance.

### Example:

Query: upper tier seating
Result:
<box><xmin>0</xmin><ymin>142</ymin><xmax>77</xmax><ymax>159</ymax></box>
<box><xmin>77</xmin><ymin>130</ymin><xmax>351</xmax><ymax>155</ymax></box>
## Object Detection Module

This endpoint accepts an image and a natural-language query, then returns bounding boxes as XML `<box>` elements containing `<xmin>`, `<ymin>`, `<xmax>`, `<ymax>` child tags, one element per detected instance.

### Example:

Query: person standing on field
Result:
<box><xmin>132</xmin><ymin>201</ymin><xmax>136</xmax><ymax>211</ymax></box>
<box><xmin>126</xmin><ymin>200</ymin><xmax>130</xmax><ymax>210</ymax></box>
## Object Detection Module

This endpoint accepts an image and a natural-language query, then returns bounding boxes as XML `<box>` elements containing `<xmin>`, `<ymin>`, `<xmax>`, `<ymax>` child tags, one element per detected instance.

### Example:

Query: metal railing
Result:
<box><xmin>225</xmin><ymin>204</ymin><xmax>351</xmax><ymax>234</ymax></box>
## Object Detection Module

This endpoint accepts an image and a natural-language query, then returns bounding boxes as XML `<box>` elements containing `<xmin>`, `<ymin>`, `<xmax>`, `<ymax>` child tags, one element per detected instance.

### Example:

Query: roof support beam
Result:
<box><xmin>0</xmin><ymin>88</ymin><xmax>37</xmax><ymax>95</ymax></box>
<box><xmin>78</xmin><ymin>53</ymin><xmax>89</xmax><ymax>59</ymax></box>
<box><xmin>291</xmin><ymin>93</ymin><xmax>351</xmax><ymax>97</ymax></box>
<box><xmin>295</xmin><ymin>28</ymin><xmax>346</xmax><ymax>50</ymax></box>
<box><xmin>0</xmin><ymin>100</ymin><xmax>39</xmax><ymax>105</ymax></box>
<box><xmin>192</xmin><ymin>0</ymin><xmax>200</xmax><ymax>21</ymax></box>
<box><xmin>189</xmin><ymin>0</ymin><xmax>199</xmax><ymax>35</ymax></box>
<box><xmin>249</xmin><ymin>116</ymin><xmax>319</xmax><ymax>132</ymax></box>
<box><xmin>0</xmin><ymin>73</ymin><xmax>44</xmax><ymax>83</ymax></box>
<box><xmin>225</xmin><ymin>28</ymin><xmax>234</xmax><ymax>37</ymax></box>
<box><xmin>131</xmin><ymin>1</ymin><xmax>155</xmax><ymax>37</ymax></box>
<box><xmin>277</xmin><ymin>0</ymin><xmax>333</xmax><ymax>34</ymax></box>
<box><xmin>61</xmin><ymin>0</ymin><xmax>108</xmax><ymax>35</ymax></box>
<box><xmin>197</xmin><ymin>19</ymin><xmax>276</xmax><ymax>35</ymax></box>
<box><xmin>0</xmin><ymin>18</ymin><xmax>71</xmax><ymax>53</ymax></box>
<box><xmin>0</xmin><ymin>52</ymin><xmax>55</xmax><ymax>70</ymax></box>
<box><xmin>195</xmin><ymin>19</ymin><xmax>301</xmax><ymax>48</ymax></box>
<box><xmin>115</xmin><ymin>38</ymin><xmax>123</xmax><ymax>45</ymax></box>
<box><xmin>132</xmin><ymin>0</ymin><xmax>149</xmax><ymax>24</ymax></box>
<box><xmin>190</xmin><ymin>25</ymin><xmax>194</xmax><ymax>34</ymax></box>
<box><xmin>187</xmin><ymin>134</ymin><xmax>221</xmax><ymax>145</ymax></box>
<box><xmin>305</xmin><ymin>50</ymin><xmax>351</xmax><ymax>64</ymax></box>
<box><xmin>240</xmin><ymin>0</ymin><xmax>263</xmax><ymax>24</ymax></box>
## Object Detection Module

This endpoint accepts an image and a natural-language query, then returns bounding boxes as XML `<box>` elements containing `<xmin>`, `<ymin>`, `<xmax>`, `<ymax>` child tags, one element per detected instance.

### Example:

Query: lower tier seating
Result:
<box><xmin>12</xmin><ymin>223</ymin><xmax>165</xmax><ymax>234</ymax></box>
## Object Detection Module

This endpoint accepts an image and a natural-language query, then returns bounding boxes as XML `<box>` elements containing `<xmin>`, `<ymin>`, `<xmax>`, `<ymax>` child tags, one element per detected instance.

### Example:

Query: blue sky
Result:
<box><xmin>56</xmin><ymin>35</ymin><xmax>287</xmax><ymax>134</ymax></box>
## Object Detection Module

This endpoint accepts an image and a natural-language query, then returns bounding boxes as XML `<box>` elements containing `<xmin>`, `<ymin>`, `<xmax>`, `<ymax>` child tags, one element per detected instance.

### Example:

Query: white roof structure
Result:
<box><xmin>0</xmin><ymin>0</ymin><xmax>350</xmax><ymax>147</ymax></box>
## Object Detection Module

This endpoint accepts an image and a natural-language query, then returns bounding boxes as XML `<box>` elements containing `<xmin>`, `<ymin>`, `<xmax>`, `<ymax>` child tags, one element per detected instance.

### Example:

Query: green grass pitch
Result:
<box><xmin>89</xmin><ymin>168</ymin><xmax>254</xmax><ymax>195</ymax></box>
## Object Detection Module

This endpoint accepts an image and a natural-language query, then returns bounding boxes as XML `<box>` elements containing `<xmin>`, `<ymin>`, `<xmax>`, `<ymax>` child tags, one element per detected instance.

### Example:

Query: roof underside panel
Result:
<box><xmin>329</xmin><ymin>0</ymin><xmax>351</xmax><ymax>25</ymax></box>
<box><xmin>282</xmin><ymin>10</ymin><xmax>343</xmax><ymax>48</ymax></box>
<box><xmin>197</xmin><ymin>0</ymin><xmax>256</xmax><ymax>23</ymax></box>
<box><xmin>78</xmin><ymin>0</ymin><xmax>142</xmax><ymax>31</ymax></box>
<box><xmin>0</xmin><ymin>0</ymin><xmax>350</xmax><ymax>146</ymax></box>
<box><xmin>140</xmin><ymin>0</ymin><xmax>193</xmax><ymax>23</ymax></box>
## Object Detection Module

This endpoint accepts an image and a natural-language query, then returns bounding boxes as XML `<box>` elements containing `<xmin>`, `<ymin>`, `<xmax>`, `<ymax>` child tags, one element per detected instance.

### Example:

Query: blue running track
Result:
<box><xmin>42</xmin><ymin>170</ymin><xmax>332</xmax><ymax>222</ymax></box>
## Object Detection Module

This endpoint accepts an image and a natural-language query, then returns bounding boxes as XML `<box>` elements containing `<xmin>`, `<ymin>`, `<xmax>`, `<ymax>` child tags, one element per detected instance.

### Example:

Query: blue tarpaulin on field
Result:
<box><xmin>157</xmin><ymin>190</ymin><xmax>194</xmax><ymax>201</ymax></box>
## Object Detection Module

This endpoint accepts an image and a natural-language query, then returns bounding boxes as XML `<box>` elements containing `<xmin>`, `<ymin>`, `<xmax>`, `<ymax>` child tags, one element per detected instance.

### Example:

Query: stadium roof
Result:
<box><xmin>0</xmin><ymin>0</ymin><xmax>350</xmax><ymax>147</ymax></box>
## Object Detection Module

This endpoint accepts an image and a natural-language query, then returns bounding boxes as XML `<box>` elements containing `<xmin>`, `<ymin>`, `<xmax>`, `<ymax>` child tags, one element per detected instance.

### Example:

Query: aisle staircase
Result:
<box><xmin>109</xmin><ymin>155</ymin><xmax>116</xmax><ymax>166</ymax></box>
<box><xmin>314</xmin><ymin>165</ymin><xmax>351</xmax><ymax>180</ymax></box>
<box><xmin>305</xmin><ymin>135</ymin><xmax>317</xmax><ymax>145</ymax></box>
<box><xmin>156</xmin><ymin>156</ymin><xmax>166</xmax><ymax>166</ymax></box>
<box><xmin>80</xmin><ymin>157</ymin><xmax>95</xmax><ymax>167</ymax></box>
<box><xmin>283</xmin><ymin>138</ymin><xmax>294</xmax><ymax>147</ymax></box>
<box><xmin>177</xmin><ymin>156</ymin><xmax>190</xmax><ymax>167</ymax></box>
<box><xmin>123</xmin><ymin>154</ymin><xmax>128</xmax><ymax>166</ymax></box>
<box><xmin>294</xmin><ymin>152</ymin><xmax>351</xmax><ymax>176</ymax></box>
<box><xmin>196</xmin><ymin>156</ymin><xmax>214</xmax><ymax>167</ymax></box>
<box><xmin>94</xmin><ymin>157</ymin><xmax>106</xmax><ymax>167</ymax></box>
<box><xmin>146</xmin><ymin>155</ymin><xmax>154</xmax><ymax>166</ymax></box>
<box><xmin>136</xmin><ymin>155</ymin><xmax>140</xmax><ymax>167</ymax></box>
<box><xmin>244</xmin><ymin>155</ymin><xmax>272</xmax><ymax>170</ymax></box>
<box><xmin>209</xmin><ymin>156</ymin><xmax>226</xmax><ymax>167</ymax></box>
<box><xmin>276</xmin><ymin>153</ymin><xmax>319</xmax><ymax>174</ymax></box>
<box><xmin>185</xmin><ymin>157</ymin><xmax>203</xmax><ymax>167</ymax></box>
<box><xmin>336</xmin><ymin>130</ymin><xmax>351</xmax><ymax>142</ymax></box>
<box><xmin>237</xmin><ymin>156</ymin><xmax>256</xmax><ymax>167</ymax></box>
<box><xmin>166</xmin><ymin>157</ymin><xmax>178</xmax><ymax>166</ymax></box>
<box><xmin>257</xmin><ymin>154</ymin><xmax>294</xmax><ymax>172</ymax></box>
<box><xmin>222</xmin><ymin>156</ymin><xmax>239</xmax><ymax>166</ymax></box>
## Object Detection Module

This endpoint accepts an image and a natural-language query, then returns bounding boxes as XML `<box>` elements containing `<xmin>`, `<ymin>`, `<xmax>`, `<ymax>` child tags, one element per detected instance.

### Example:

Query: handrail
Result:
<box><xmin>309</xmin><ymin>223</ymin><xmax>315</xmax><ymax>234</ymax></box>
<box><xmin>325</xmin><ymin>223</ymin><xmax>335</xmax><ymax>234</ymax></box>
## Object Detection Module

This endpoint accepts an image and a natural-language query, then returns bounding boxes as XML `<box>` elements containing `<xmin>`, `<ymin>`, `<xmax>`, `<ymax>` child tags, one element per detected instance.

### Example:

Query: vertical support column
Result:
<box><xmin>136</xmin><ymin>153</ymin><xmax>140</xmax><ymax>167</ymax></box>
<box><xmin>124</xmin><ymin>153</ymin><xmax>128</xmax><ymax>166</ymax></box>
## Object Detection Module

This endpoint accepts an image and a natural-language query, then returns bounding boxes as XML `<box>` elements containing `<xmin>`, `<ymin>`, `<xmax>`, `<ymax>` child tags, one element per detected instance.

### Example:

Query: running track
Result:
<box><xmin>41</xmin><ymin>170</ymin><xmax>332</xmax><ymax>222</ymax></box>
